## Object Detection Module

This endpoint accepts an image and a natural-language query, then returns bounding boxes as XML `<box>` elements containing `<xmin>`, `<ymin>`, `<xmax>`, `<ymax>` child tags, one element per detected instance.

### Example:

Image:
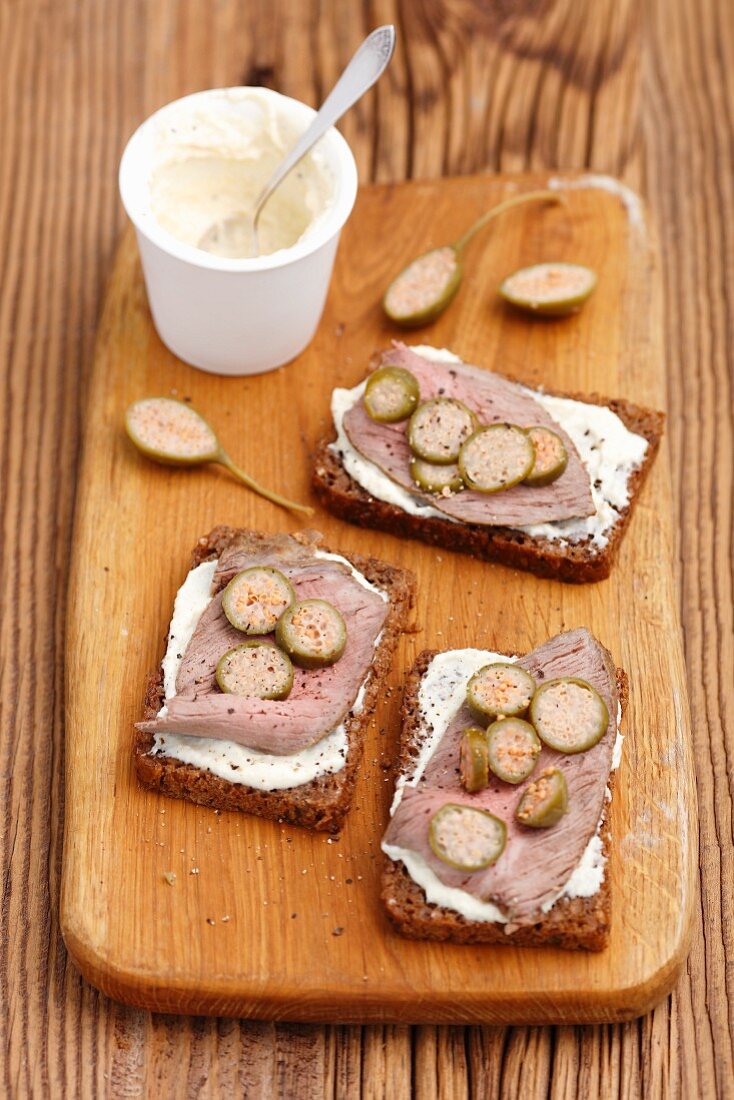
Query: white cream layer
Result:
<box><xmin>151</xmin><ymin>551</ymin><xmax>384</xmax><ymax>790</ymax></box>
<box><xmin>330</xmin><ymin>345</ymin><xmax>648</xmax><ymax>548</ymax></box>
<box><xmin>381</xmin><ymin>648</ymin><xmax>622</xmax><ymax>924</ymax></box>
<box><xmin>147</xmin><ymin>88</ymin><xmax>335</xmax><ymax>258</ymax></box>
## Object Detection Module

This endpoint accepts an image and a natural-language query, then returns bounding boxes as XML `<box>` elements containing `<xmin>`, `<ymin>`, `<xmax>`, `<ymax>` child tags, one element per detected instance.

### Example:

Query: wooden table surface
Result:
<box><xmin>1</xmin><ymin>1</ymin><xmax>731</xmax><ymax>1096</ymax></box>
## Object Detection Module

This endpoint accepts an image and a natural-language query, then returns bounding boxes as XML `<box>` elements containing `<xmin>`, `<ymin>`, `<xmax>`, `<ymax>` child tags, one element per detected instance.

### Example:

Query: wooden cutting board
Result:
<box><xmin>61</xmin><ymin>172</ymin><xmax>695</xmax><ymax>1023</ymax></box>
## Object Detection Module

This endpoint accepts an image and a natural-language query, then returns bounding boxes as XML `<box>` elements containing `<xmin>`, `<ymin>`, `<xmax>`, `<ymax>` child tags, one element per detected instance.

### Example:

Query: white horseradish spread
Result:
<box><xmin>330</xmin><ymin>345</ymin><xmax>648</xmax><ymax>548</ymax></box>
<box><xmin>147</xmin><ymin>88</ymin><xmax>336</xmax><ymax>259</ymax></box>
<box><xmin>381</xmin><ymin>649</ymin><xmax>623</xmax><ymax>924</ymax></box>
<box><xmin>151</xmin><ymin>552</ymin><xmax>385</xmax><ymax>790</ymax></box>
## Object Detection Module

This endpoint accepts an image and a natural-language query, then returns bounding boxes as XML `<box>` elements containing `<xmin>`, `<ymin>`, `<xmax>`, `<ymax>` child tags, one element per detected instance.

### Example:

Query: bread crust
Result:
<box><xmin>380</xmin><ymin>651</ymin><xmax>629</xmax><ymax>951</ymax></box>
<box><xmin>312</xmin><ymin>388</ymin><xmax>664</xmax><ymax>583</ymax></box>
<box><xmin>134</xmin><ymin>526</ymin><xmax>416</xmax><ymax>833</ymax></box>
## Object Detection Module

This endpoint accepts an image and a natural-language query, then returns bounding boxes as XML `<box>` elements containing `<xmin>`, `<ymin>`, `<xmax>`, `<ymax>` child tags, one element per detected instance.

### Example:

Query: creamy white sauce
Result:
<box><xmin>151</xmin><ymin>550</ymin><xmax>382</xmax><ymax>790</ymax></box>
<box><xmin>329</xmin><ymin>345</ymin><xmax>648</xmax><ymax>548</ymax></box>
<box><xmin>382</xmin><ymin>648</ymin><xmax>623</xmax><ymax>923</ymax></box>
<box><xmin>147</xmin><ymin>88</ymin><xmax>335</xmax><ymax>259</ymax></box>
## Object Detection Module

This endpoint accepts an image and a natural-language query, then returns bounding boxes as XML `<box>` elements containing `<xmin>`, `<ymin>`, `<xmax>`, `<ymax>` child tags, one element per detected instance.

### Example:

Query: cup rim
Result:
<box><xmin>118</xmin><ymin>87</ymin><xmax>358</xmax><ymax>273</ymax></box>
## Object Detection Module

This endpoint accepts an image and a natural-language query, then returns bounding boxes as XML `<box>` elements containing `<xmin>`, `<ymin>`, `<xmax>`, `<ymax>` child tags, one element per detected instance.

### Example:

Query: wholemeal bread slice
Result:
<box><xmin>313</xmin><ymin>387</ymin><xmax>664</xmax><ymax>584</ymax></box>
<box><xmin>381</xmin><ymin>651</ymin><xmax>629</xmax><ymax>951</ymax></box>
<box><xmin>135</xmin><ymin>525</ymin><xmax>416</xmax><ymax>833</ymax></box>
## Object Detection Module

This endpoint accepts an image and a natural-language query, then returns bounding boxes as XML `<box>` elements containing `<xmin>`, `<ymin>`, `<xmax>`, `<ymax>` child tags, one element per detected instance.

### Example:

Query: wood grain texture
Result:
<box><xmin>0</xmin><ymin>0</ymin><xmax>732</xmax><ymax>1095</ymax></box>
<box><xmin>62</xmin><ymin>175</ymin><xmax>692</xmax><ymax>1023</ymax></box>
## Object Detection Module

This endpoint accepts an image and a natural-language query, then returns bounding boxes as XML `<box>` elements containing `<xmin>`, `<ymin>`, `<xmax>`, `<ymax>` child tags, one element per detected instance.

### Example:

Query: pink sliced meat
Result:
<box><xmin>383</xmin><ymin>629</ymin><xmax>618</xmax><ymax>926</ymax></box>
<box><xmin>342</xmin><ymin>343</ymin><xmax>594</xmax><ymax>526</ymax></box>
<box><xmin>137</xmin><ymin>534</ymin><xmax>388</xmax><ymax>755</ymax></box>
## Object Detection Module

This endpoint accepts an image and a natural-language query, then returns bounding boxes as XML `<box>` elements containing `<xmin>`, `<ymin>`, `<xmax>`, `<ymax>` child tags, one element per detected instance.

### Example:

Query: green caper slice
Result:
<box><xmin>459</xmin><ymin>727</ymin><xmax>490</xmax><ymax>793</ymax></box>
<box><xmin>523</xmin><ymin>426</ymin><xmax>568</xmax><ymax>487</ymax></box>
<box><xmin>125</xmin><ymin>397</ymin><xmax>313</xmax><ymax>516</ymax></box>
<box><xmin>458</xmin><ymin>424</ymin><xmax>535</xmax><ymax>493</ymax></box>
<box><xmin>499</xmin><ymin>262</ymin><xmax>597</xmax><ymax>317</ymax></box>
<box><xmin>530</xmin><ymin>677</ymin><xmax>609</xmax><ymax>753</ymax></box>
<box><xmin>275</xmin><ymin>599</ymin><xmax>347</xmax><ymax>669</ymax></box>
<box><xmin>383</xmin><ymin>246</ymin><xmax>463</xmax><ymax>327</ymax></box>
<box><xmin>515</xmin><ymin>767</ymin><xmax>568</xmax><ymax>828</ymax></box>
<box><xmin>466</xmin><ymin>662</ymin><xmax>536</xmax><ymax>722</ymax></box>
<box><xmin>221</xmin><ymin>566</ymin><xmax>296</xmax><ymax>635</ymax></box>
<box><xmin>408</xmin><ymin>398</ymin><xmax>478</xmax><ymax>465</ymax></box>
<box><xmin>364</xmin><ymin>366</ymin><xmax>420</xmax><ymax>423</ymax></box>
<box><xmin>429</xmin><ymin>803</ymin><xmax>506</xmax><ymax>871</ymax></box>
<box><xmin>215</xmin><ymin>641</ymin><xmax>294</xmax><ymax>700</ymax></box>
<box><xmin>486</xmin><ymin>717</ymin><xmax>541</xmax><ymax>784</ymax></box>
<box><xmin>125</xmin><ymin>397</ymin><xmax>220</xmax><ymax>465</ymax></box>
<box><xmin>409</xmin><ymin>456</ymin><xmax>464</xmax><ymax>494</ymax></box>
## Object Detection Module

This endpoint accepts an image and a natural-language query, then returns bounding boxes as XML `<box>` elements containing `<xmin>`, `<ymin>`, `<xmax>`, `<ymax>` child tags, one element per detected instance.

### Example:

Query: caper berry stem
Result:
<box><xmin>452</xmin><ymin>189</ymin><xmax>562</xmax><ymax>255</ymax></box>
<box><xmin>216</xmin><ymin>449</ymin><xmax>314</xmax><ymax>517</ymax></box>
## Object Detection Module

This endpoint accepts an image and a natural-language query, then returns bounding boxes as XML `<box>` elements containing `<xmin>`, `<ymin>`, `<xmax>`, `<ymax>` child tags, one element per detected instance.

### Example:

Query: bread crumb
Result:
<box><xmin>163</xmin><ymin>871</ymin><xmax>176</xmax><ymax>886</ymax></box>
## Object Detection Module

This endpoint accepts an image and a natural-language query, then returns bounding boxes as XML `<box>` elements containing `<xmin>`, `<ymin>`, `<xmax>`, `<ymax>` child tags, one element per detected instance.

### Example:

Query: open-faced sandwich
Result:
<box><xmin>312</xmin><ymin>343</ymin><xmax>664</xmax><ymax>582</ymax></box>
<box><xmin>381</xmin><ymin>628</ymin><xmax>626</xmax><ymax>950</ymax></box>
<box><xmin>135</xmin><ymin>526</ymin><xmax>415</xmax><ymax>832</ymax></box>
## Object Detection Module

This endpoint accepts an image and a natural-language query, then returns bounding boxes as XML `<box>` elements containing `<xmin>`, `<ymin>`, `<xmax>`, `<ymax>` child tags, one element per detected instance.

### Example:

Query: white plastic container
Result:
<box><xmin>119</xmin><ymin>88</ymin><xmax>358</xmax><ymax>376</ymax></box>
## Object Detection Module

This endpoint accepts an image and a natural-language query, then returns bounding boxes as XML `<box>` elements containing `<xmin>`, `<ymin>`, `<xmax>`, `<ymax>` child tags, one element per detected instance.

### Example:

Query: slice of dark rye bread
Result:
<box><xmin>381</xmin><ymin>651</ymin><xmax>630</xmax><ymax>951</ymax></box>
<box><xmin>134</xmin><ymin>526</ymin><xmax>416</xmax><ymax>833</ymax></box>
<box><xmin>312</xmin><ymin>388</ymin><xmax>665</xmax><ymax>583</ymax></box>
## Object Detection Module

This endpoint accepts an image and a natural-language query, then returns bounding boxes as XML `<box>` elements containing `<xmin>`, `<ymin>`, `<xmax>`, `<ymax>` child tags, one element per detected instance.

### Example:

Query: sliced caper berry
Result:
<box><xmin>487</xmin><ymin>717</ymin><xmax>541</xmax><ymax>784</ymax></box>
<box><xmin>221</xmin><ymin>566</ymin><xmax>295</xmax><ymax>635</ymax></box>
<box><xmin>458</xmin><ymin>424</ymin><xmax>535</xmax><ymax>493</ymax></box>
<box><xmin>459</xmin><ymin>727</ymin><xmax>490</xmax><ymax>793</ymax></box>
<box><xmin>529</xmin><ymin>677</ymin><xmax>609</xmax><ymax>753</ymax></box>
<box><xmin>515</xmin><ymin>767</ymin><xmax>568</xmax><ymax>828</ymax></box>
<box><xmin>364</xmin><ymin>366</ymin><xmax>420</xmax><ymax>423</ymax></box>
<box><xmin>523</xmin><ymin>426</ymin><xmax>568</xmax><ymax>487</ymax></box>
<box><xmin>215</xmin><ymin>641</ymin><xmax>294</xmax><ymax>700</ymax></box>
<box><xmin>409</xmin><ymin>456</ymin><xmax>464</xmax><ymax>494</ymax></box>
<box><xmin>499</xmin><ymin>262</ymin><xmax>597</xmax><ymax>317</ymax></box>
<box><xmin>466</xmin><ymin>663</ymin><xmax>536</xmax><ymax>722</ymax></box>
<box><xmin>275</xmin><ymin>598</ymin><xmax>347</xmax><ymax>670</ymax></box>
<box><xmin>429</xmin><ymin>803</ymin><xmax>507</xmax><ymax>871</ymax></box>
<box><xmin>408</xmin><ymin>398</ymin><xmax>478</xmax><ymax>465</ymax></box>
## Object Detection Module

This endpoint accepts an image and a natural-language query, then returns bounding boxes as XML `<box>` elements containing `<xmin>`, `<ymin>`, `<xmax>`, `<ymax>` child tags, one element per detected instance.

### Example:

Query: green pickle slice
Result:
<box><xmin>515</xmin><ymin>767</ymin><xmax>568</xmax><ymax>828</ymax></box>
<box><xmin>410</xmin><ymin>457</ymin><xmax>464</xmax><ymax>494</ymax></box>
<box><xmin>459</xmin><ymin>727</ymin><xmax>490</xmax><ymax>793</ymax></box>
<box><xmin>429</xmin><ymin>803</ymin><xmax>507</xmax><ymax>871</ymax></box>
<box><xmin>523</xmin><ymin>426</ymin><xmax>568</xmax><ymax>487</ymax></box>
<box><xmin>221</xmin><ymin>566</ymin><xmax>296</xmax><ymax>635</ymax></box>
<box><xmin>458</xmin><ymin>424</ymin><xmax>535</xmax><ymax>493</ymax></box>
<box><xmin>487</xmin><ymin>717</ymin><xmax>541</xmax><ymax>784</ymax></box>
<box><xmin>215</xmin><ymin>641</ymin><xmax>294</xmax><ymax>700</ymax></box>
<box><xmin>383</xmin><ymin>247</ymin><xmax>463</xmax><ymax>327</ymax></box>
<box><xmin>499</xmin><ymin>262</ymin><xmax>597</xmax><ymax>317</ymax></box>
<box><xmin>466</xmin><ymin>662</ymin><xmax>536</xmax><ymax>722</ymax></box>
<box><xmin>408</xmin><ymin>398</ymin><xmax>478</xmax><ymax>465</ymax></box>
<box><xmin>125</xmin><ymin>397</ymin><xmax>220</xmax><ymax>465</ymax></box>
<box><xmin>530</xmin><ymin>677</ymin><xmax>609</xmax><ymax>753</ymax></box>
<box><xmin>275</xmin><ymin>599</ymin><xmax>347</xmax><ymax>669</ymax></box>
<box><xmin>364</xmin><ymin>366</ymin><xmax>420</xmax><ymax>423</ymax></box>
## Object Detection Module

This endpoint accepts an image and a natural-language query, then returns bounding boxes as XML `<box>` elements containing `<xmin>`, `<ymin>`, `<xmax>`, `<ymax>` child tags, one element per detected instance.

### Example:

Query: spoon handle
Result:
<box><xmin>254</xmin><ymin>25</ymin><xmax>395</xmax><ymax>226</ymax></box>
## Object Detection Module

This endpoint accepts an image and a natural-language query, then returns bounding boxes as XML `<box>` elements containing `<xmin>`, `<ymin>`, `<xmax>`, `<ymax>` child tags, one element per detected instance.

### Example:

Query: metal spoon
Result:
<box><xmin>198</xmin><ymin>25</ymin><xmax>396</xmax><ymax>259</ymax></box>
